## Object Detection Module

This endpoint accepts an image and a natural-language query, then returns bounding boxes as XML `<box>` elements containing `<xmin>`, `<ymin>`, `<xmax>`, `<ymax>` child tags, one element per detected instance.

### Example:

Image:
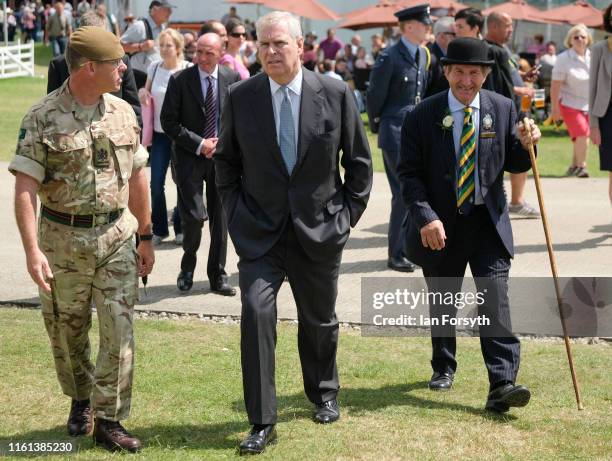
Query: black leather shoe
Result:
<box><xmin>177</xmin><ymin>271</ymin><xmax>194</xmax><ymax>292</ymax></box>
<box><xmin>67</xmin><ymin>399</ymin><xmax>92</xmax><ymax>436</ymax></box>
<box><xmin>485</xmin><ymin>383</ymin><xmax>531</xmax><ymax>413</ymax></box>
<box><xmin>210</xmin><ymin>279</ymin><xmax>236</xmax><ymax>296</ymax></box>
<box><xmin>93</xmin><ymin>418</ymin><xmax>142</xmax><ymax>453</ymax></box>
<box><xmin>239</xmin><ymin>424</ymin><xmax>276</xmax><ymax>455</ymax></box>
<box><xmin>387</xmin><ymin>256</ymin><xmax>417</xmax><ymax>272</ymax></box>
<box><xmin>314</xmin><ymin>399</ymin><xmax>340</xmax><ymax>424</ymax></box>
<box><xmin>429</xmin><ymin>371</ymin><xmax>454</xmax><ymax>391</ymax></box>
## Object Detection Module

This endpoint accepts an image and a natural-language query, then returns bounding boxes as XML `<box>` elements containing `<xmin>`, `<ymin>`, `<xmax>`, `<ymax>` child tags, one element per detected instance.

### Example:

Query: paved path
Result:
<box><xmin>1</xmin><ymin>162</ymin><xmax>610</xmax><ymax>323</ymax></box>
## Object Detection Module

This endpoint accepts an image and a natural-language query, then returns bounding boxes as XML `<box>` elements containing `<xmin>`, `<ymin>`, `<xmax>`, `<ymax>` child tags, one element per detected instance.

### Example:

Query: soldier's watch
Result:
<box><xmin>139</xmin><ymin>234</ymin><xmax>153</xmax><ymax>241</ymax></box>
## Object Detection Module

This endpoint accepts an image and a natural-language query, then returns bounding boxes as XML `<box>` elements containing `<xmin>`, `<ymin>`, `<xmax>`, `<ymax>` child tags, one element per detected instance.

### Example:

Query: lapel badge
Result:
<box><xmin>482</xmin><ymin>113</ymin><xmax>493</xmax><ymax>130</ymax></box>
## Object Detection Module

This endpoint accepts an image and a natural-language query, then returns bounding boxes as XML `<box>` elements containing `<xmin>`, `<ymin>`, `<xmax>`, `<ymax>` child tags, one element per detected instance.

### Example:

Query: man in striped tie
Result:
<box><xmin>161</xmin><ymin>33</ymin><xmax>241</xmax><ymax>296</ymax></box>
<box><xmin>397</xmin><ymin>38</ymin><xmax>541</xmax><ymax>413</ymax></box>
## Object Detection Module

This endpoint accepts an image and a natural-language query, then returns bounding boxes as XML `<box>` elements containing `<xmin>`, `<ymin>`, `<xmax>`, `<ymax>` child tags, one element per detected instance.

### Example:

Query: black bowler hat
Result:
<box><xmin>440</xmin><ymin>37</ymin><xmax>495</xmax><ymax>66</ymax></box>
<box><xmin>395</xmin><ymin>4</ymin><xmax>433</xmax><ymax>25</ymax></box>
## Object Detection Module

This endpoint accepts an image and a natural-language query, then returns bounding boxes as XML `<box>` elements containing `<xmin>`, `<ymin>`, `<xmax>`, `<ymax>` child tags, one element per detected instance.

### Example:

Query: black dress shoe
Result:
<box><xmin>210</xmin><ymin>279</ymin><xmax>237</xmax><ymax>296</ymax></box>
<box><xmin>387</xmin><ymin>256</ymin><xmax>417</xmax><ymax>272</ymax></box>
<box><xmin>429</xmin><ymin>371</ymin><xmax>454</xmax><ymax>391</ymax></box>
<box><xmin>239</xmin><ymin>424</ymin><xmax>277</xmax><ymax>455</ymax></box>
<box><xmin>177</xmin><ymin>271</ymin><xmax>194</xmax><ymax>292</ymax></box>
<box><xmin>314</xmin><ymin>399</ymin><xmax>340</xmax><ymax>424</ymax></box>
<box><xmin>67</xmin><ymin>399</ymin><xmax>92</xmax><ymax>436</ymax></box>
<box><xmin>485</xmin><ymin>383</ymin><xmax>531</xmax><ymax>413</ymax></box>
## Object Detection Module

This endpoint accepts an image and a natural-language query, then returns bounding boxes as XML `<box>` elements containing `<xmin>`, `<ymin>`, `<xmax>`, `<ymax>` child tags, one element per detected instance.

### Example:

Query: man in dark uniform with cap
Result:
<box><xmin>397</xmin><ymin>37</ymin><xmax>539</xmax><ymax>412</ymax></box>
<box><xmin>367</xmin><ymin>4</ymin><xmax>432</xmax><ymax>273</ymax></box>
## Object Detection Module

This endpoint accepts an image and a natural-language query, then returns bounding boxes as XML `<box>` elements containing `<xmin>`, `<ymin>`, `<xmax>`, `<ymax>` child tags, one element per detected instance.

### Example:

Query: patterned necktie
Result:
<box><xmin>457</xmin><ymin>107</ymin><xmax>476</xmax><ymax>213</ymax></box>
<box><xmin>279</xmin><ymin>86</ymin><xmax>297</xmax><ymax>174</ymax></box>
<box><xmin>203</xmin><ymin>76</ymin><xmax>216</xmax><ymax>139</ymax></box>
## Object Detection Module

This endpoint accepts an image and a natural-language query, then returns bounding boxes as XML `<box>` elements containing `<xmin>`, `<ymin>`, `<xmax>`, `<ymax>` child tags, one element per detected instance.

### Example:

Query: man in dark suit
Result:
<box><xmin>47</xmin><ymin>11</ymin><xmax>141</xmax><ymax>127</ymax></box>
<box><xmin>397</xmin><ymin>38</ymin><xmax>540</xmax><ymax>412</ymax></box>
<box><xmin>425</xmin><ymin>16</ymin><xmax>454</xmax><ymax>97</ymax></box>
<box><xmin>161</xmin><ymin>33</ymin><xmax>240</xmax><ymax>296</ymax></box>
<box><xmin>214</xmin><ymin>11</ymin><xmax>372</xmax><ymax>455</ymax></box>
<box><xmin>367</xmin><ymin>4</ymin><xmax>432</xmax><ymax>273</ymax></box>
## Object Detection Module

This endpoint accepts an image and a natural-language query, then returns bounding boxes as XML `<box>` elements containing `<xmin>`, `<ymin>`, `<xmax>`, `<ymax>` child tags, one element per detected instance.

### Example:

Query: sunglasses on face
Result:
<box><xmin>573</xmin><ymin>35</ymin><xmax>587</xmax><ymax>40</ymax></box>
<box><xmin>230</xmin><ymin>32</ymin><xmax>246</xmax><ymax>38</ymax></box>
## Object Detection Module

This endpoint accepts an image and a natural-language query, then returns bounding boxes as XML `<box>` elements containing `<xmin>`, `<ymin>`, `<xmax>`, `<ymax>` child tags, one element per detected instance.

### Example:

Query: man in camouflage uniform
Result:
<box><xmin>9</xmin><ymin>27</ymin><xmax>154</xmax><ymax>453</ymax></box>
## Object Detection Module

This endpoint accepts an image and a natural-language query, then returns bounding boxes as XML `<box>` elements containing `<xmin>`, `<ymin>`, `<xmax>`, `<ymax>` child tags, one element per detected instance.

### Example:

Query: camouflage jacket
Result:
<box><xmin>9</xmin><ymin>79</ymin><xmax>148</xmax><ymax>215</ymax></box>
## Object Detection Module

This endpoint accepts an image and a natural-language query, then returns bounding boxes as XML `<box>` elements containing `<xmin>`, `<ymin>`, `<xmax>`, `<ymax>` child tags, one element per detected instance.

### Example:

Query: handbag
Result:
<box><xmin>140</xmin><ymin>62</ymin><xmax>160</xmax><ymax>147</ymax></box>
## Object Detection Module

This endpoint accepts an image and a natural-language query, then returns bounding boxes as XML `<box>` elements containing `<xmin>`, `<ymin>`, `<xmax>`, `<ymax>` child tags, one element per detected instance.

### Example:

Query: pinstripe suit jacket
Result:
<box><xmin>397</xmin><ymin>89</ymin><xmax>533</xmax><ymax>269</ymax></box>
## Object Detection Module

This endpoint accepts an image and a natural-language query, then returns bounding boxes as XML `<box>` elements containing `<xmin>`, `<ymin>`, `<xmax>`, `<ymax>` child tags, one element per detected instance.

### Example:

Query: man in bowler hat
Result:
<box><xmin>397</xmin><ymin>37</ymin><xmax>540</xmax><ymax>412</ymax></box>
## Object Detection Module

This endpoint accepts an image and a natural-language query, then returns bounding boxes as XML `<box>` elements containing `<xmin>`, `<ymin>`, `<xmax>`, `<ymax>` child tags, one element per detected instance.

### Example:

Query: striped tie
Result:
<box><xmin>203</xmin><ymin>76</ymin><xmax>216</xmax><ymax>139</ymax></box>
<box><xmin>457</xmin><ymin>107</ymin><xmax>476</xmax><ymax>213</ymax></box>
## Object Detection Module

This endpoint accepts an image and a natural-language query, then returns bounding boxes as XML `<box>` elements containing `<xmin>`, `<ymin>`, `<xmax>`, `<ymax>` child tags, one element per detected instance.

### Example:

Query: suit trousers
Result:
<box><xmin>176</xmin><ymin>156</ymin><xmax>227</xmax><ymax>283</ymax></box>
<box><xmin>422</xmin><ymin>206</ymin><xmax>520</xmax><ymax>388</ymax></box>
<box><xmin>238</xmin><ymin>221</ymin><xmax>342</xmax><ymax>425</ymax></box>
<box><xmin>382</xmin><ymin>148</ymin><xmax>409</xmax><ymax>259</ymax></box>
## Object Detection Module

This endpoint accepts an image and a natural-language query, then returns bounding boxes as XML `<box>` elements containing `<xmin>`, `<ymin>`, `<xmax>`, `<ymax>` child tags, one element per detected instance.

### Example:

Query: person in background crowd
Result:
<box><xmin>20</xmin><ymin>6</ymin><xmax>36</xmax><ymax>42</ymax></box>
<box><xmin>139</xmin><ymin>28</ymin><xmax>190</xmax><ymax>245</ymax></box>
<box><xmin>367</xmin><ymin>4</ymin><xmax>433</xmax><ymax>274</ymax></box>
<box><xmin>589</xmin><ymin>3</ymin><xmax>612</xmax><ymax>205</ymax></box>
<box><xmin>371</xmin><ymin>33</ymin><xmax>386</xmax><ymax>60</ymax></box>
<box><xmin>335</xmin><ymin>57</ymin><xmax>353</xmax><ymax>83</ymax></box>
<box><xmin>183</xmin><ymin>31</ymin><xmax>196</xmax><ymax>62</ymax></box>
<box><xmin>219</xmin><ymin>18</ymin><xmax>250</xmax><ymax>80</ymax></box>
<box><xmin>426</xmin><ymin>15</ymin><xmax>455</xmax><ymax>96</ymax></box>
<box><xmin>350</xmin><ymin>34</ymin><xmax>361</xmax><ymax>55</ymax></box>
<box><xmin>354</xmin><ymin>46</ymin><xmax>373</xmax><ymax>69</ymax></box>
<box><xmin>323</xmin><ymin>59</ymin><xmax>342</xmax><ymax>80</ymax></box>
<box><xmin>120</xmin><ymin>0</ymin><xmax>175</xmax><ymax>89</ymax></box>
<box><xmin>243</xmin><ymin>40</ymin><xmax>260</xmax><ymax>75</ymax></box>
<box><xmin>527</xmin><ymin>33</ymin><xmax>546</xmax><ymax>57</ymax></box>
<box><xmin>221</xmin><ymin>5</ymin><xmax>241</xmax><ymax>26</ymax></box>
<box><xmin>46</xmin><ymin>1</ymin><xmax>71</xmax><ymax>57</ymax></box>
<box><xmin>341</xmin><ymin>43</ymin><xmax>356</xmax><ymax>71</ymax></box>
<box><xmin>540</xmin><ymin>41</ymin><xmax>557</xmax><ymax>67</ymax></box>
<box><xmin>454</xmin><ymin>7</ymin><xmax>483</xmax><ymax>39</ymax></box>
<box><xmin>319</xmin><ymin>27</ymin><xmax>343</xmax><ymax>60</ymax></box>
<box><xmin>200</xmin><ymin>19</ymin><xmax>228</xmax><ymax>47</ymax></box>
<box><xmin>303</xmin><ymin>42</ymin><xmax>318</xmax><ymax>71</ymax></box>
<box><xmin>551</xmin><ymin>24</ymin><xmax>592</xmax><ymax>178</ymax></box>
<box><xmin>485</xmin><ymin>12</ymin><xmax>539</xmax><ymax>218</ymax></box>
<box><xmin>96</xmin><ymin>3</ymin><xmax>120</xmax><ymax>37</ymax></box>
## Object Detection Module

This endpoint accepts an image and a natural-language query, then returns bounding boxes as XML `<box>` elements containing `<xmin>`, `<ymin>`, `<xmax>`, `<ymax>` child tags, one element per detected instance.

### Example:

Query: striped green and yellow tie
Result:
<box><xmin>457</xmin><ymin>107</ymin><xmax>476</xmax><ymax>212</ymax></box>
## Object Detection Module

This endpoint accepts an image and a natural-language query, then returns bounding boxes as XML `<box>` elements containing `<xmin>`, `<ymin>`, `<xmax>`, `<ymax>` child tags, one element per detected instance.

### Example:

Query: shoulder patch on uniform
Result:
<box><xmin>18</xmin><ymin>128</ymin><xmax>27</xmax><ymax>140</ymax></box>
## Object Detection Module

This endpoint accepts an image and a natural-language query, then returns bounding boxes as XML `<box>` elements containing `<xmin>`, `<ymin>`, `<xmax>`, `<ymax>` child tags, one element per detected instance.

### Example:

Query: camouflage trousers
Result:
<box><xmin>38</xmin><ymin>214</ymin><xmax>139</xmax><ymax>422</ymax></box>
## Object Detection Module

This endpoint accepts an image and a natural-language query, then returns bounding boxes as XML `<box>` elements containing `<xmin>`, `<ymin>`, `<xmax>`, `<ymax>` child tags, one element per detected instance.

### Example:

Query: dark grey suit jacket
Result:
<box><xmin>161</xmin><ymin>64</ymin><xmax>241</xmax><ymax>176</ymax></box>
<box><xmin>397</xmin><ymin>89</ymin><xmax>534</xmax><ymax>269</ymax></box>
<box><xmin>214</xmin><ymin>68</ymin><xmax>373</xmax><ymax>261</ymax></box>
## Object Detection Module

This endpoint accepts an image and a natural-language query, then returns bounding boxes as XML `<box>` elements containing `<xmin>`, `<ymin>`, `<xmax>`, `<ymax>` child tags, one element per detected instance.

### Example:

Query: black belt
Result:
<box><xmin>41</xmin><ymin>206</ymin><xmax>124</xmax><ymax>228</ymax></box>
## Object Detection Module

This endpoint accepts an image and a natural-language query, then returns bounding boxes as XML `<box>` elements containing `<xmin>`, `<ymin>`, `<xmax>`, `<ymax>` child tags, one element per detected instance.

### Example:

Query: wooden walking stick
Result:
<box><xmin>522</xmin><ymin>117</ymin><xmax>584</xmax><ymax>410</ymax></box>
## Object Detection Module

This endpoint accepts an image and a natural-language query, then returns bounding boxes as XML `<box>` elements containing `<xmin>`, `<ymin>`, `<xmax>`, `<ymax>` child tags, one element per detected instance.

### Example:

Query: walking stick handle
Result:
<box><xmin>522</xmin><ymin>117</ymin><xmax>584</xmax><ymax>410</ymax></box>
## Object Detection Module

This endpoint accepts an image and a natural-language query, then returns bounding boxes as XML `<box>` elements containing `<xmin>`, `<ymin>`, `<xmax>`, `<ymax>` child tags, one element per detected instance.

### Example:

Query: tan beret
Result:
<box><xmin>69</xmin><ymin>26</ymin><xmax>124</xmax><ymax>61</ymax></box>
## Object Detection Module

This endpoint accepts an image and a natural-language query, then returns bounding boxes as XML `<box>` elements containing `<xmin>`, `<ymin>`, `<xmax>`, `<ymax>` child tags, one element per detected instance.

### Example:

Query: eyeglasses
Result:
<box><xmin>100</xmin><ymin>58</ymin><xmax>123</xmax><ymax>68</ymax></box>
<box><xmin>230</xmin><ymin>32</ymin><xmax>246</xmax><ymax>38</ymax></box>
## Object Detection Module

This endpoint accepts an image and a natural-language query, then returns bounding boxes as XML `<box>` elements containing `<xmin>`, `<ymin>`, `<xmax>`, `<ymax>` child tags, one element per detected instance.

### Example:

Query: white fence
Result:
<box><xmin>0</xmin><ymin>41</ymin><xmax>35</xmax><ymax>79</ymax></box>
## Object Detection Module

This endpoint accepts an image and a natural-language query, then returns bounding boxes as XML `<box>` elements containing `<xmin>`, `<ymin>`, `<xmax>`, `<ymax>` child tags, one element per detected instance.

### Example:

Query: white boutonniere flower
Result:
<box><xmin>482</xmin><ymin>113</ymin><xmax>493</xmax><ymax>130</ymax></box>
<box><xmin>438</xmin><ymin>109</ymin><xmax>453</xmax><ymax>132</ymax></box>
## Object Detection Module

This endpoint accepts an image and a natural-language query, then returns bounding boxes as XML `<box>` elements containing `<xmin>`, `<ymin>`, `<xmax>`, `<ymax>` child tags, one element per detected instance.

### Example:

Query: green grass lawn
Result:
<box><xmin>0</xmin><ymin>46</ymin><xmax>607</xmax><ymax>179</ymax></box>
<box><xmin>0</xmin><ymin>307</ymin><xmax>610</xmax><ymax>460</ymax></box>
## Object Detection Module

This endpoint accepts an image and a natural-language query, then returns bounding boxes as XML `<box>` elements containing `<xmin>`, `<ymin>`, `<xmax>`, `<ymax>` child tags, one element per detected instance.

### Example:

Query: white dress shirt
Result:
<box><xmin>448</xmin><ymin>90</ymin><xmax>484</xmax><ymax>205</ymax></box>
<box><xmin>269</xmin><ymin>68</ymin><xmax>302</xmax><ymax>149</ymax></box>
<box><xmin>197</xmin><ymin>65</ymin><xmax>219</xmax><ymax>154</ymax></box>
